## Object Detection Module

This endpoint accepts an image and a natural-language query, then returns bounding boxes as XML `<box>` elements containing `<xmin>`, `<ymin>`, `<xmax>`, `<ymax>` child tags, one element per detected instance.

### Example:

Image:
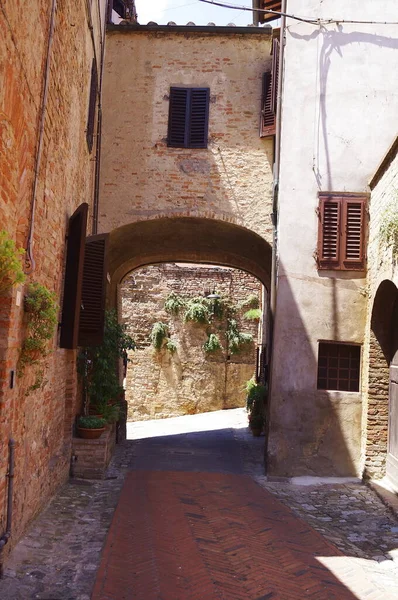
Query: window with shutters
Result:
<box><xmin>167</xmin><ymin>87</ymin><xmax>210</xmax><ymax>149</ymax></box>
<box><xmin>317</xmin><ymin>193</ymin><xmax>367</xmax><ymax>271</ymax></box>
<box><xmin>317</xmin><ymin>342</ymin><xmax>360</xmax><ymax>392</ymax></box>
<box><xmin>260</xmin><ymin>38</ymin><xmax>279</xmax><ymax>138</ymax></box>
<box><xmin>86</xmin><ymin>59</ymin><xmax>98</xmax><ymax>153</ymax></box>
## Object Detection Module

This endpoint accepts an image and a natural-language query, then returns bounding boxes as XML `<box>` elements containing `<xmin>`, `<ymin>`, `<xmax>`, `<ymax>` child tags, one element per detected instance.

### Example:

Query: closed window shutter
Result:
<box><xmin>78</xmin><ymin>233</ymin><xmax>109</xmax><ymax>347</ymax></box>
<box><xmin>343</xmin><ymin>199</ymin><xmax>365</xmax><ymax>267</ymax></box>
<box><xmin>59</xmin><ymin>203</ymin><xmax>88</xmax><ymax>349</ymax></box>
<box><xmin>86</xmin><ymin>59</ymin><xmax>98</xmax><ymax>153</ymax></box>
<box><xmin>188</xmin><ymin>89</ymin><xmax>210</xmax><ymax>148</ymax></box>
<box><xmin>318</xmin><ymin>196</ymin><xmax>341</xmax><ymax>268</ymax></box>
<box><xmin>168</xmin><ymin>88</ymin><xmax>188</xmax><ymax>147</ymax></box>
<box><xmin>168</xmin><ymin>87</ymin><xmax>209</xmax><ymax>148</ymax></box>
<box><xmin>318</xmin><ymin>194</ymin><xmax>367</xmax><ymax>271</ymax></box>
<box><xmin>259</xmin><ymin>72</ymin><xmax>275</xmax><ymax>137</ymax></box>
<box><xmin>270</xmin><ymin>38</ymin><xmax>280</xmax><ymax>115</ymax></box>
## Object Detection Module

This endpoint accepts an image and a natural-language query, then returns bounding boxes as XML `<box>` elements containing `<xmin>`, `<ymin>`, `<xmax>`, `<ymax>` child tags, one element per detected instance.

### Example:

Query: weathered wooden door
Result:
<box><xmin>387</xmin><ymin>301</ymin><xmax>398</xmax><ymax>487</ymax></box>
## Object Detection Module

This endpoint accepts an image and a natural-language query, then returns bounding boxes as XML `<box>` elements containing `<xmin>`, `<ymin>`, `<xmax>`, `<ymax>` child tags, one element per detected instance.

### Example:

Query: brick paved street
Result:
<box><xmin>0</xmin><ymin>409</ymin><xmax>398</xmax><ymax>599</ymax></box>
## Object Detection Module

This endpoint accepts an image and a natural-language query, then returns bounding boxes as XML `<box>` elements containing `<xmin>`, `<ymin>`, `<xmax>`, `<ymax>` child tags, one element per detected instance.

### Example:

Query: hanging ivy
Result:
<box><xmin>0</xmin><ymin>230</ymin><xmax>25</xmax><ymax>294</ymax></box>
<box><xmin>203</xmin><ymin>333</ymin><xmax>223</xmax><ymax>353</ymax></box>
<box><xmin>226</xmin><ymin>318</ymin><xmax>253</xmax><ymax>354</ymax></box>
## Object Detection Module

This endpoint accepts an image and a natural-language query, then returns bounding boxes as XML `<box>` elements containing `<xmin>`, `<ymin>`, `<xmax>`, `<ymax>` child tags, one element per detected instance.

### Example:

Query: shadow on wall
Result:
<box><xmin>289</xmin><ymin>25</ymin><xmax>398</xmax><ymax>191</ymax></box>
<box><xmin>108</xmin><ymin>216</ymin><xmax>360</xmax><ymax>477</ymax></box>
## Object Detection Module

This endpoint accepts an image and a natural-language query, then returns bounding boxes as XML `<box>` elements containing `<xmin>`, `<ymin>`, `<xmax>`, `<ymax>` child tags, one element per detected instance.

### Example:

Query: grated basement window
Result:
<box><xmin>167</xmin><ymin>87</ymin><xmax>210</xmax><ymax>149</ymax></box>
<box><xmin>317</xmin><ymin>342</ymin><xmax>360</xmax><ymax>392</ymax></box>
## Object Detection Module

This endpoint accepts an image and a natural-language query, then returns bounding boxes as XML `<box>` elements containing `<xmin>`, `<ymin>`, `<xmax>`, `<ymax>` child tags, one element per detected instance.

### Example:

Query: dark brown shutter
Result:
<box><xmin>317</xmin><ymin>196</ymin><xmax>341</xmax><ymax>269</ymax></box>
<box><xmin>168</xmin><ymin>88</ymin><xmax>188</xmax><ymax>147</ymax></box>
<box><xmin>86</xmin><ymin>59</ymin><xmax>98</xmax><ymax>153</ymax></box>
<box><xmin>188</xmin><ymin>89</ymin><xmax>210</xmax><ymax>148</ymax></box>
<box><xmin>342</xmin><ymin>198</ymin><xmax>366</xmax><ymax>270</ymax></box>
<box><xmin>318</xmin><ymin>194</ymin><xmax>367</xmax><ymax>271</ymax></box>
<box><xmin>78</xmin><ymin>233</ymin><xmax>109</xmax><ymax>347</ymax></box>
<box><xmin>271</xmin><ymin>38</ymin><xmax>280</xmax><ymax>115</ymax></box>
<box><xmin>60</xmin><ymin>203</ymin><xmax>88</xmax><ymax>349</ymax></box>
<box><xmin>259</xmin><ymin>72</ymin><xmax>275</xmax><ymax>137</ymax></box>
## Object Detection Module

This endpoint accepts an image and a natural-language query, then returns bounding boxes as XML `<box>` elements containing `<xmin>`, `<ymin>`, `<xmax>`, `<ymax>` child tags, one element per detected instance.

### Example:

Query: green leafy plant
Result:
<box><xmin>238</xmin><ymin>294</ymin><xmax>259</xmax><ymax>310</ymax></box>
<box><xmin>226</xmin><ymin>318</ymin><xmax>253</xmax><ymax>354</ymax></box>
<box><xmin>77</xmin><ymin>416</ymin><xmax>106</xmax><ymax>429</ymax></box>
<box><xmin>150</xmin><ymin>322</ymin><xmax>169</xmax><ymax>350</ymax></box>
<box><xmin>245</xmin><ymin>377</ymin><xmax>267</xmax><ymax>433</ymax></box>
<box><xmin>243</xmin><ymin>308</ymin><xmax>261</xmax><ymax>321</ymax></box>
<box><xmin>164</xmin><ymin>292</ymin><xmax>186</xmax><ymax>315</ymax></box>
<box><xmin>0</xmin><ymin>230</ymin><xmax>25</xmax><ymax>294</ymax></box>
<box><xmin>184</xmin><ymin>297</ymin><xmax>210</xmax><ymax>324</ymax></box>
<box><xmin>165</xmin><ymin>339</ymin><xmax>177</xmax><ymax>353</ymax></box>
<box><xmin>78</xmin><ymin>309</ymin><xmax>135</xmax><ymax>418</ymax></box>
<box><xmin>18</xmin><ymin>283</ymin><xmax>58</xmax><ymax>377</ymax></box>
<box><xmin>203</xmin><ymin>333</ymin><xmax>223</xmax><ymax>353</ymax></box>
<box><xmin>379</xmin><ymin>196</ymin><xmax>398</xmax><ymax>258</ymax></box>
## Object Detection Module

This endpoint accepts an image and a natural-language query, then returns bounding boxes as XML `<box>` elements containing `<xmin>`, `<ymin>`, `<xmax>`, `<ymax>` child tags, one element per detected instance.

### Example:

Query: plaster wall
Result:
<box><xmin>0</xmin><ymin>0</ymin><xmax>104</xmax><ymax>554</ymax></box>
<box><xmin>269</xmin><ymin>0</ymin><xmax>398</xmax><ymax>476</ymax></box>
<box><xmin>99</xmin><ymin>26</ymin><xmax>274</xmax><ymax>243</ymax></box>
<box><xmin>121</xmin><ymin>264</ymin><xmax>262</xmax><ymax>420</ymax></box>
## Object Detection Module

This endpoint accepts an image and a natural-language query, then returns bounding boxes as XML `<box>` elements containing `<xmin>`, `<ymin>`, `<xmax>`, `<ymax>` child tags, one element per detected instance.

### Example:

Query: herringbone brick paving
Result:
<box><xmin>92</xmin><ymin>470</ymin><xmax>359</xmax><ymax>599</ymax></box>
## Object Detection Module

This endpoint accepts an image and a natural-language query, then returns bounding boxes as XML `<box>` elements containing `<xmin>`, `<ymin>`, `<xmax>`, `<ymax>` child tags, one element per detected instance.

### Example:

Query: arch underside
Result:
<box><xmin>107</xmin><ymin>217</ymin><xmax>272</xmax><ymax>302</ymax></box>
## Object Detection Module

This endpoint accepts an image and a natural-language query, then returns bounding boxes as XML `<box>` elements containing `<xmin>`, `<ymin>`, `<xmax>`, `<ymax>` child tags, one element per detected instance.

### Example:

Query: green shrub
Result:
<box><xmin>239</xmin><ymin>294</ymin><xmax>259</xmax><ymax>310</ymax></box>
<box><xmin>226</xmin><ymin>319</ymin><xmax>253</xmax><ymax>354</ymax></box>
<box><xmin>0</xmin><ymin>230</ymin><xmax>25</xmax><ymax>294</ymax></box>
<box><xmin>78</xmin><ymin>416</ymin><xmax>106</xmax><ymax>429</ymax></box>
<box><xmin>164</xmin><ymin>292</ymin><xmax>185</xmax><ymax>315</ymax></box>
<box><xmin>18</xmin><ymin>283</ymin><xmax>58</xmax><ymax>377</ymax></box>
<box><xmin>203</xmin><ymin>333</ymin><xmax>222</xmax><ymax>353</ymax></box>
<box><xmin>243</xmin><ymin>308</ymin><xmax>261</xmax><ymax>321</ymax></box>
<box><xmin>166</xmin><ymin>339</ymin><xmax>177</xmax><ymax>353</ymax></box>
<box><xmin>184</xmin><ymin>298</ymin><xmax>210</xmax><ymax>324</ymax></box>
<box><xmin>150</xmin><ymin>322</ymin><xmax>169</xmax><ymax>350</ymax></box>
<box><xmin>245</xmin><ymin>377</ymin><xmax>266</xmax><ymax>414</ymax></box>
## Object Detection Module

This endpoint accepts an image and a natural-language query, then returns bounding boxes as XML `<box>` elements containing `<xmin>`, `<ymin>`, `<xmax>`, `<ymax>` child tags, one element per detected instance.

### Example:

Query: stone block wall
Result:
<box><xmin>0</xmin><ymin>1</ymin><xmax>104</xmax><ymax>554</ymax></box>
<box><xmin>121</xmin><ymin>264</ymin><xmax>263</xmax><ymax>420</ymax></box>
<box><xmin>363</xmin><ymin>142</ymin><xmax>398</xmax><ymax>478</ymax></box>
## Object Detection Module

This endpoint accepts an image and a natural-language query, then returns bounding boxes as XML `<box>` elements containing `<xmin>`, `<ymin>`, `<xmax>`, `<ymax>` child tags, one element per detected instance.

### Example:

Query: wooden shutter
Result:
<box><xmin>317</xmin><ymin>196</ymin><xmax>342</xmax><ymax>269</ymax></box>
<box><xmin>168</xmin><ymin>88</ymin><xmax>188</xmax><ymax>147</ymax></box>
<box><xmin>59</xmin><ymin>203</ymin><xmax>88</xmax><ymax>349</ymax></box>
<box><xmin>188</xmin><ymin>89</ymin><xmax>210</xmax><ymax>148</ymax></box>
<box><xmin>270</xmin><ymin>38</ymin><xmax>280</xmax><ymax>115</ymax></box>
<box><xmin>168</xmin><ymin>88</ymin><xmax>209</xmax><ymax>148</ymax></box>
<box><xmin>318</xmin><ymin>194</ymin><xmax>367</xmax><ymax>271</ymax></box>
<box><xmin>86</xmin><ymin>59</ymin><xmax>98</xmax><ymax>153</ymax></box>
<box><xmin>342</xmin><ymin>198</ymin><xmax>366</xmax><ymax>270</ymax></box>
<box><xmin>259</xmin><ymin>72</ymin><xmax>275</xmax><ymax>137</ymax></box>
<box><xmin>78</xmin><ymin>233</ymin><xmax>109</xmax><ymax>347</ymax></box>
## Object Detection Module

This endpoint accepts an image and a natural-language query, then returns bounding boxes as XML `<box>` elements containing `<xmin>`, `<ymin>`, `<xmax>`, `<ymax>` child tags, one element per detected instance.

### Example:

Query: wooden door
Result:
<box><xmin>387</xmin><ymin>301</ymin><xmax>398</xmax><ymax>487</ymax></box>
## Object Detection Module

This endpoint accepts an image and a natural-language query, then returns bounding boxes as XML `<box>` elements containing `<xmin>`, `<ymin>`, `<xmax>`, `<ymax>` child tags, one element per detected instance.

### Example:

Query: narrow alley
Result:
<box><xmin>1</xmin><ymin>409</ymin><xmax>397</xmax><ymax>599</ymax></box>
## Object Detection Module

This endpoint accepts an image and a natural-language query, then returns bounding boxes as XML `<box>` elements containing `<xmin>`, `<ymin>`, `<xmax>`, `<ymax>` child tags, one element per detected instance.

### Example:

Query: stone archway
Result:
<box><xmin>107</xmin><ymin>217</ymin><xmax>272</xmax><ymax>304</ymax></box>
<box><xmin>366</xmin><ymin>280</ymin><xmax>398</xmax><ymax>484</ymax></box>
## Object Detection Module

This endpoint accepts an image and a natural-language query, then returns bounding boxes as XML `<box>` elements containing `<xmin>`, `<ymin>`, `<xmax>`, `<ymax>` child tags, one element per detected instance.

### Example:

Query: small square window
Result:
<box><xmin>317</xmin><ymin>342</ymin><xmax>360</xmax><ymax>392</ymax></box>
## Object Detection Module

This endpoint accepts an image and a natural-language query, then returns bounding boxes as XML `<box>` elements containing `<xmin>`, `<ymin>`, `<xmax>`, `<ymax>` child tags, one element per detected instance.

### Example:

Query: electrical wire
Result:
<box><xmin>198</xmin><ymin>0</ymin><xmax>398</xmax><ymax>26</ymax></box>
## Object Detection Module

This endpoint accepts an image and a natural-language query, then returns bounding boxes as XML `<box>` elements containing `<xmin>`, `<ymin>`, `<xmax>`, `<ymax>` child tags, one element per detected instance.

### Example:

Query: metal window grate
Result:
<box><xmin>317</xmin><ymin>342</ymin><xmax>360</xmax><ymax>392</ymax></box>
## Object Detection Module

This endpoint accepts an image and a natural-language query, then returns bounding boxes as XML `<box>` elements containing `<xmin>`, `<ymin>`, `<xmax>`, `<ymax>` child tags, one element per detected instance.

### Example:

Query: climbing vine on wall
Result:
<box><xmin>379</xmin><ymin>195</ymin><xmax>398</xmax><ymax>259</ymax></box>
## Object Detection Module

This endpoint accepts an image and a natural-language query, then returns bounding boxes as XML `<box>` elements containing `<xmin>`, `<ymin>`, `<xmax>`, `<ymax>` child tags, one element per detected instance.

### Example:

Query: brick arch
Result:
<box><xmin>365</xmin><ymin>279</ymin><xmax>398</xmax><ymax>478</ymax></box>
<box><xmin>107</xmin><ymin>217</ymin><xmax>272</xmax><ymax>304</ymax></box>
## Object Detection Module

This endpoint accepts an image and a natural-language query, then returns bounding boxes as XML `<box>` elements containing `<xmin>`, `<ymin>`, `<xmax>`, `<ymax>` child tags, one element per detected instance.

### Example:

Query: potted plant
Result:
<box><xmin>77</xmin><ymin>416</ymin><xmax>107</xmax><ymax>439</ymax></box>
<box><xmin>78</xmin><ymin>309</ymin><xmax>135</xmax><ymax>424</ymax></box>
<box><xmin>245</xmin><ymin>377</ymin><xmax>267</xmax><ymax>436</ymax></box>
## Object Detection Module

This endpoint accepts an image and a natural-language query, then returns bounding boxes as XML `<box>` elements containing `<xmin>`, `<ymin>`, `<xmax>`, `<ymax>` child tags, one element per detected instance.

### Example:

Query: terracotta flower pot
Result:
<box><xmin>77</xmin><ymin>426</ymin><xmax>105</xmax><ymax>440</ymax></box>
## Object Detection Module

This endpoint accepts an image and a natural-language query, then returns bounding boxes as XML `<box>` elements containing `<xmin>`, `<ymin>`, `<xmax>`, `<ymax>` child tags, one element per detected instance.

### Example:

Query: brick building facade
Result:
<box><xmin>0</xmin><ymin>0</ymin><xmax>106</xmax><ymax>556</ymax></box>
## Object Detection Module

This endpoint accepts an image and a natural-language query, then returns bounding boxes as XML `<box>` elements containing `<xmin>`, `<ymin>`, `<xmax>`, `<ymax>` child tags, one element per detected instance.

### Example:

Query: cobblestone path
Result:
<box><xmin>0</xmin><ymin>409</ymin><xmax>398</xmax><ymax>599</ymax></box>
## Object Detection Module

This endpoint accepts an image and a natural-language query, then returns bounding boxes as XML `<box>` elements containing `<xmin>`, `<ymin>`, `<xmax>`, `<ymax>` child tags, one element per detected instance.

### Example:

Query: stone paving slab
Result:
<box><xmin>0</xmin><ymin>409</ymin><xmax>398</xmax><ymax>599</ymax></box>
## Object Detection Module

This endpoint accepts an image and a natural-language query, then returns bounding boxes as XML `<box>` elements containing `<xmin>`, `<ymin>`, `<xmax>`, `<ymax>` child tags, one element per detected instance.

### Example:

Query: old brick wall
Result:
<box><xmin>99</xmin><ymin>26</ymin><xmax>274</xmax><ymax>244</ymax></box>
<box><xmin>363</xmin><ymin>145</ymin><xmax>398</xmax><ymax>478</ymax></box>
<box><xmin>121</xmin><ymin>264</ymin><xmax>263</xmax><ymax>420</ymax></box>
<box><xmin>0</xmin><ymin>0</ymin><xmax>104</xmax><ymax>554</ymax></box>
